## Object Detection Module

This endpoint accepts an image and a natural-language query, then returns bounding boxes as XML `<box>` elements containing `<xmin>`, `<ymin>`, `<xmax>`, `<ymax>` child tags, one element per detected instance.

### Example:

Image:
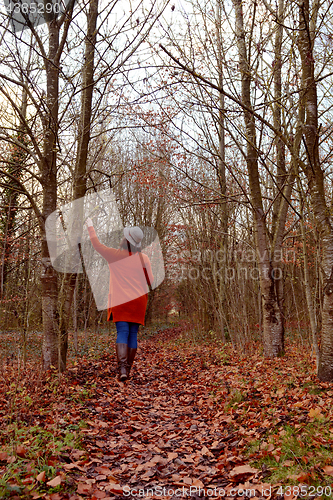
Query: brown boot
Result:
<box><xmin>116</xmin><ymin>343</ymin><xmax>128</xmax><ymax>381</ymax></box>
<box><xmin>127</xmin><ymin>347</ymin><xmax>137</xmax><ymax>377</ymax></box>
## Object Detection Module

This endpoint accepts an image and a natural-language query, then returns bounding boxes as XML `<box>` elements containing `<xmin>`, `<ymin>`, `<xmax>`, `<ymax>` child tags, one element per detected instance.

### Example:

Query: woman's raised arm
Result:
<box><xmin>86</xmin><ymin>219</ymin><xmax>116</xmax><ymax>261</ymax></box>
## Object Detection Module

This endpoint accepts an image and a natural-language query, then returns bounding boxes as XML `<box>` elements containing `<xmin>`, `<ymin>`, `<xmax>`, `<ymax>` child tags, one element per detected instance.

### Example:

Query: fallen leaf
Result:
<box><xmin>31</xmin><ymin>492</ymin><xmax>46</xmax><ymax>499</ymax></box>
<box><xmin>36</xmin><ymin>471</ymin><xmax>46</xmax><ymax>482</ymax></box>
<box><xmin>192</xmin><ymin>478</ymin><xmax>204</xmax><ymax>488</ymax></box>
<box><xmin>95</xmin><ymin>441</ymin><xmax>105</xmax><ymax>448</ymax></box>
<box><xmin>71</xmin><ymin>450</ymin><xmax>86</xmax><ymax>459</ymax></box>
<box><xmin>95</xmin><ymin>466</ymin><xmax>114</xmax><ymax>476</ymax></box>
<box><xmin>323</xmin><ymin>465</ymin><xmax>333</xmax><ymax>476</ymax></box>
<box><xmin>49</xmin><ymin>494</ymin><xmax>62</xmax><ymax>500</ymax></box>
<box><xmin>284</xmin><ymin>492</ymin><xmax>296</xmax><ymax>500</ymax></box>
<box><xmin>95</xmin><ymin>474</ymin><xmax>107</xmax><ymax>480</ymax></box>
<box><xmin>16</xmin><ymin>445</ymin><xmax>28</xmax><ymax>458</ymax></box>
<box><xmin>63</xmin><ymin>462</ymin><xmax>86</xmax><ymax>472</ymax></box>
<box><xmin>91</xmin><ymin>491</ymin><xmax>107</xmax><ymax>499</ymax></box>
<box><xmin>308</xmin><ymin>407</ymin><xmax>324</xmax><ymax>419</ymax></box>
<box><xmin>201</xmin><ymin>445</ymin><xmax>213</xmax><ymax>457</ymax></box>
<box><xmin>282</xmin><ymin>460</ymin><xmax>294</xmax><ymax>467</ymax></box>
<box><xmin>46</xmin><ymin>476</ymin><xmax>62</xmax><ymax>487</ymax></box>
<box><xmin>172</xmin><ymin>474</ymin><xmax>181</xmax><ymax>481</ymax></box>
<box><xmin>151</xmin><ymin>455</ymin><xmax>168</xmax><ymax>465</ymax></box>
<box><xmin>230</xmin><ymin>465</ymin><xmax>259</xmax><ymax>478</ymax></box>
<box><xmin>105</xmin><ymin>482</ymin><xmax>123</xmax><ymax>494</ymax></box>
<box><xmin>77</xmin><ymin>483</ymin><xmax>93</xmax><ymax>494</ymax></box>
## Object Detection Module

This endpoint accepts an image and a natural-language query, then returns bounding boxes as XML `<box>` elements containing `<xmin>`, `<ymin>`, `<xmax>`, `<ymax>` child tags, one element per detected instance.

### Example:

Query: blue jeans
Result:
<box><xmin>115</xmin><ymin>321</ymin><xmax>139</xmax><ymax>348</ymax></box>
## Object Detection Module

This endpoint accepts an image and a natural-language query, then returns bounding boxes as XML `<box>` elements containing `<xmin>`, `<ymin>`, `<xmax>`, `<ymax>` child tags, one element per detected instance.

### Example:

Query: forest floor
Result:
<box><xmin>0</xmin><ymin>323</ymin><xmax>333</xmax><ymax>500</ymax></box>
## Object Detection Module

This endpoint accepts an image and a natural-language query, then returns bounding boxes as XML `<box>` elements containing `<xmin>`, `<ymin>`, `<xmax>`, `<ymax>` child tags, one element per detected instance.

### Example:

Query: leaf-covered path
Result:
<box><xmin>63</xmin><ymin>326</ymin><xmax>268</xmax><ymax>499</ymax></box>
<box><xmin>1</xmin><ymin>325</ymin><xmax>333</xmax><ymax>499</ymax></box>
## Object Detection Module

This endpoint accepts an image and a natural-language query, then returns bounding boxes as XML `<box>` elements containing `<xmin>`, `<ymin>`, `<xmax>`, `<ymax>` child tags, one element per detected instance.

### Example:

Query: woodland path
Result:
<box><xmin>2</xmin><ymin>325</ymin><xmax>329</xmax><ymax>499</ymax></box>
<box><xmin>61</xmin><ymin>327</ymin><xmax>276</xmax><ymax>499</ymax></box>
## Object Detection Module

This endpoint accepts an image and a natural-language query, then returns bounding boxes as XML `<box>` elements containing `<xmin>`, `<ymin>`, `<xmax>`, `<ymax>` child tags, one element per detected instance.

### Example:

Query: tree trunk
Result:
<box><xmin>0</xmin><ymin>89</ymin><xmax>28</xmax><ymax>298</ymax></box>
<box><xmin>233</xmin><ymin>0</ymin><xmax>284</xmax><ymax>356</ymax></box>
<box><xmin>215</xmin><ymin>0</ymin><xmax>227</xmax><ymax>342</ymax></box>
<box><xmin>58</xmin><ymin>0</ymin><xmax>99</xmax><ymax>371</ymax></box>
<box><xmin>298</xmin><ymin>0</ymin><xmax>333</xmax><ymax>381</ymax></box>
<box><xmin>41</xmin><ymin>20</ymin><xmax>60</xmax><ymax>370</ymax></box>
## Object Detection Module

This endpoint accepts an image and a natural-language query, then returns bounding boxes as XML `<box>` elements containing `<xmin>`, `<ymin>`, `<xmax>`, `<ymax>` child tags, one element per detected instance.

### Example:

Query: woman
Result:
<box><xmin>86</xmin><ymin>218</ymin><xmax>154</xmax><ymax>381</ymax></box>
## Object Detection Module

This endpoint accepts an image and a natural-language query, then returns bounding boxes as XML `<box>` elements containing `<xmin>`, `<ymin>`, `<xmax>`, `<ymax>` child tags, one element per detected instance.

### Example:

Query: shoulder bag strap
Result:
<box><xmin>127</xmin><ymin>240</ymin><xmax>152</xmax><ymax>291</ymax></box>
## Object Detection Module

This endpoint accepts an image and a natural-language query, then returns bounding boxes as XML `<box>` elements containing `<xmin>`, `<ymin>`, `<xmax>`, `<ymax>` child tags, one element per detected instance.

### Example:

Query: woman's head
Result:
<box><xmin>120</xmin><ymin>227</ymin><xmax>144</xmax><ymax>253</ymax></box>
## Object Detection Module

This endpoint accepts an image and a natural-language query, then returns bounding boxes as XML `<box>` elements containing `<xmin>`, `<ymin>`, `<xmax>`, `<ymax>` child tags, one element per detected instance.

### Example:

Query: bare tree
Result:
<box><xmin>0</xmin><ymin>0</ymin><xmax>170</xmax><ymax>370</ymax></box>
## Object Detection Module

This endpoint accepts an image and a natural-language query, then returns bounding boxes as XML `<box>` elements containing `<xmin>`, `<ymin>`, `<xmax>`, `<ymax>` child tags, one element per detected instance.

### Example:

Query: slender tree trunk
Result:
<box><xmin>0</xmin><ymin>88</ymin><xmax>28</xmax><ymax>298</ymax></box>
<box><xmin>271</xmin><ymin>0</ymin><xmax>286</xmax><ymax>330</ymax></box>
<box><xmin>41</xmin><ymin>21</ymin><xmax>60</xmax><ymax>370</ymax></box>
<box><xmin>300</xmin><ymin>199</ymin><xmax>319</xmax><ymax>365</ymax></box>
<box><xmin>233</xmin><ymin>0</ymin><xmax>284</xmax><ymax>356</ymax></box>
<box><xmin>58</xmin><ymin>0</ymin><xmax>99</xmax><ymax>371</ymax></box>
<box><xmin>216</xmin><ymin>0</ymin><xmax>227</xmax><ymax>342</ymax></box>
<box><xmin>298</xmin><ymin>0</ymin><xmax>333</xmax><ymax>381</ymax></box>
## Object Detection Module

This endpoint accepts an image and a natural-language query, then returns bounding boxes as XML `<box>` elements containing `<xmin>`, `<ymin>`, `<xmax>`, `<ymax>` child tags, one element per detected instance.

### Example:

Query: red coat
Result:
<box><xmin>87</xmin><ymin>227</ymin><xmax>153</xmax><ymax>325</ymax></box>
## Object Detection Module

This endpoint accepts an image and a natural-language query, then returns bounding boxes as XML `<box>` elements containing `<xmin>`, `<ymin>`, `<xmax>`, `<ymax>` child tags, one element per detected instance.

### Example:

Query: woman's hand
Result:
<box><xmin>86</xmin><ymin>217</ymin><xmax>93</xmax><ymax>228</ymax></box>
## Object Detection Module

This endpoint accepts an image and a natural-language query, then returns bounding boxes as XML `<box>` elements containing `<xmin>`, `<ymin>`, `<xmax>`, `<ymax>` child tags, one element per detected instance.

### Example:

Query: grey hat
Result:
<box><xmin>124</xmin><ymin>226</ymin><xmax>144</xmax><ymax>247</ymax></box>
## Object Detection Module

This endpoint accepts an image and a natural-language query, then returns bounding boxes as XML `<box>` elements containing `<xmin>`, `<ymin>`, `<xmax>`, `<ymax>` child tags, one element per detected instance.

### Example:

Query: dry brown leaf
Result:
<box><xmin>36</xmin><ymin>471</ymin><xmax>46</xmax><ymax>482</ymax></box>
<box><xmin>62</xmin><ymin>463</ymin><xmax>76</xmax><ymax>471</ymax></box>
<box><xmin>282</xmin><ymin>460</ymin><xmax>294</xmax><ymax>466</ymax></box>
<box><xmin>171</xmin><ymin>474</ymin><xmax>181</xmax><ymax>481</ymax></box>
<box><xmin>323</xmin><ymin>465</ymin><xmax>333</xmax><ymax>476</ymax></box>
<box><xmin>309</xmin><ymin>407</ymin><xmax>324</xmax><ymax>419</ymax></box>
<box><xmin>49</xmin><ymin>494</ymin><xmax>62</xmax><ymax>500</ymax></box>
<box><xmin>284</xmin><ymin>492</ymin><xmax>296</xmax><ymax>500</ymax></box>
<box><xmin>92</xmin><ymin>491</ymin><xmax>107</xmax><ymax>499</ymax></box>
<box><xmin>95</xmin><ymin>440</ymin><xmax>105</xmax><ymax>448</ymax></box>
<box><xmin>71</xmin><ymin>450</ymin><xmax>86</xmax><ymax>459</ymax></box>
<box><xmin>105</xmin><ymin>483</ymin><xmax>124</xmax><ymax>494</ymax></box>
<box><xmin>77</xmin><ymin>483</ymin><xmax>93</xmax><ymax>494</ymax></box>
<box><xmin>151</xmin><ymin>455</ymin><xmax>168</xmax><ymax>465</ymax></box>
<box><xmin>31</xmin><ymin>492</ymin><xmax>46</xmax><ymax>499</ymax></box>
<box><xmin>230</xmin><ymin>465</ymin><xmax>259</xmax><ymax>478</ymax></box>
<box><xmin>201</xmin><ymin>445</ymin><xmax>213</xmax><ymax>457</ymax></box>
<box><xmin>63</xmin><ymin>462</ymin><xmax>86</xmax><ymax>472</ymax></box>
<box><xmin>192</xmin><ymin>478</ymin><xmax>204</xmax><ymax>488</ymax></box>
<box><xmin>46</xmin><ymin>476</ymin><xmax>62</xmax><ymax>487</ymax></box>
<box><xmin>85</xmin><ymin>478</ymin><xmax>96</xmax><ymax>485</ymax></box>
<box><xmin>95</xmin><ymin>466</ymin><xmax>113</xmax><ymax>476</ymax></box>
<box><xmin>16</xmin><ymin>445</ymin><xmax>28</xmax><ymax>458</ymax></box>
